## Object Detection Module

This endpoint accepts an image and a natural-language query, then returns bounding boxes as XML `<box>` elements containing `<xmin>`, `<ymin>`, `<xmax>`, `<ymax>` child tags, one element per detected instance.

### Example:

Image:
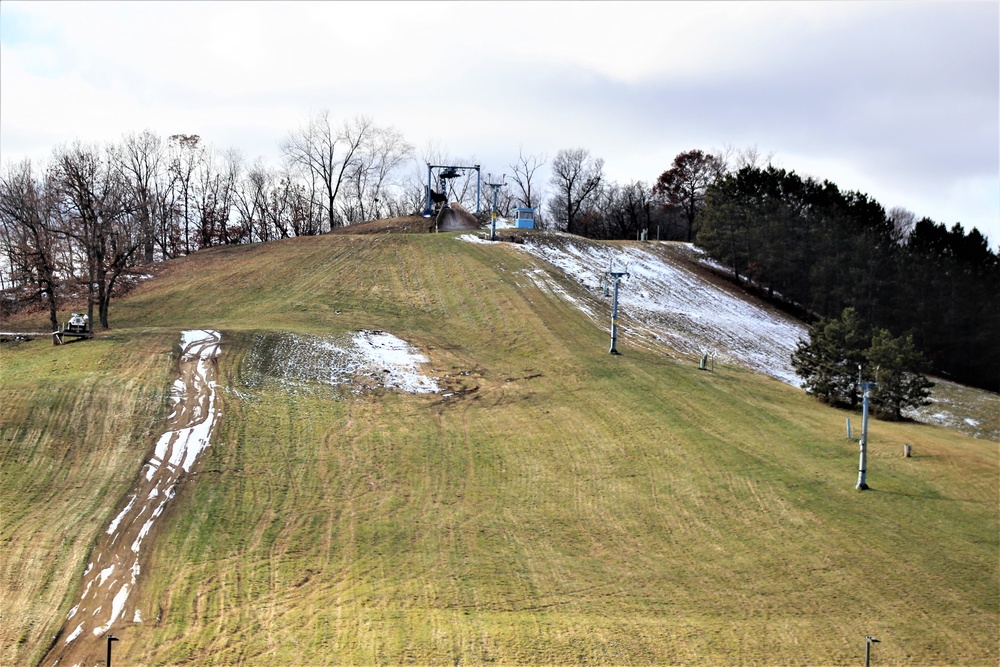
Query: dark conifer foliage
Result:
<box><xmin>699</xmin><ymin>166</ymin><xmax>999</xmax><ymax>391</ymax></box>
<box><xmin>791</xmin><ymin>307</ymin><xmax>934</xmax><ymax>420</ymax></box>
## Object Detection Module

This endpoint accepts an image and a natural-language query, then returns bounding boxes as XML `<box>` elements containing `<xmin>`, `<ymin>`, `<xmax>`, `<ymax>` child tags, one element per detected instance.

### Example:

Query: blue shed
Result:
<box><xmin>515</xmin><ymin>208</ymin><xmax>536</xmax><ymax>229</ymax></box>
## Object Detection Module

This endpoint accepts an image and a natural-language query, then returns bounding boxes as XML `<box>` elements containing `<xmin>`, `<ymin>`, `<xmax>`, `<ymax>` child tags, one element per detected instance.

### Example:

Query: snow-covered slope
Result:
<box><xmin>466</xmin><ymin>232</ymin><xmax>808</xmax><ymax>385</ymax></box>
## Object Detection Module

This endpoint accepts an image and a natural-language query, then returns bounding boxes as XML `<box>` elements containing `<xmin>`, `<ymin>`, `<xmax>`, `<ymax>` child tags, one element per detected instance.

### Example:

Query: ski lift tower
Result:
<box><xmin>422</xmin><ymin>163</ymin><xmax>482</xmax><ymax>217</ymax></box>
<box><xmin>603</xmin><ymin>264</ymin><xmax>630</xmax><ymax>355</ymax></box>
<box><xmin>485</xmin><ymin>173</ymin><xmax>505</xmax><ymax>241</ymax></box>
<box><xmin>856</xmin><ymin>379</ymin><xmax>877</xmax><ymax>490</ymax></box>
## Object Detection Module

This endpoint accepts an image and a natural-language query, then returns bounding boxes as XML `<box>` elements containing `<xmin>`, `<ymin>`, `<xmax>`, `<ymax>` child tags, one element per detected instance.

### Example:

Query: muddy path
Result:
<box><xmin>43</xmin><ymin>330</ymin><xmax>222</xmax><ymax>667</ymax></box>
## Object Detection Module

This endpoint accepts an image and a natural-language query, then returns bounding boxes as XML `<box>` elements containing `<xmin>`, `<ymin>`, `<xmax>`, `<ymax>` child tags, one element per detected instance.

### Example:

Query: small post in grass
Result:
<box><xmin>106</xmin><ymin>634</ymin><xmax>119</xmax><ymax>667</ymax></box>
<box><xmin>864</xmin><ymin>635</ymin><xmax>880</xmax><ymax>667</ymax></box>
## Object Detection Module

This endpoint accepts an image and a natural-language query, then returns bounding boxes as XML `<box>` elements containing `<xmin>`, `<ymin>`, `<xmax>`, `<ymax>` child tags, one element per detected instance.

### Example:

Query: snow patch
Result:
<box><xmin>241</xmin><ymin>330</ymin><xmax>438</xmax><ymax>395</ymax></box>
<box><xmin>352</xmin><ymin>330</ymin><xmax>439</xmax><ymax>394</ymax></box>
<box><xmin>97</xmin><ymin>565</ymin><xmax>115</xmax><ymax>586</ymax></box>
<box><xmin>458</xmin><ymin>233</ymin><xmax>497</xmax><ymax>244</ymax></box>
<box><xmin>64</xmin><ymin>622</ymin><xmax>84</xmax><ymax>644</ymax></box>
<box><xmin>506</xmin><ymin>233</ymin><xmax>807</xmax><ymax>385</ymax></box>
<box><xmin>106</xmin><ymin>495</ymin><xmax>136</xmax><ymax>535</ymax></box>
<box><xmin>91</xmin><ymin>583</ymin><xmax>129</xmax><ymax>636</ymax></box>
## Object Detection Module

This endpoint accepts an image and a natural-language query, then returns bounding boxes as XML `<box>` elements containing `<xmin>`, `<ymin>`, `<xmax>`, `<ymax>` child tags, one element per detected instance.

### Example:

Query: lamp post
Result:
<box><xmin>106</xmin><ymin>634</ymin><xmax>119</xmax><ymax>667</ymax></box>
<box><xmin>864</xmin><ymin>635</ymin><xmax>880</xmax><ymax>667</ymax></box>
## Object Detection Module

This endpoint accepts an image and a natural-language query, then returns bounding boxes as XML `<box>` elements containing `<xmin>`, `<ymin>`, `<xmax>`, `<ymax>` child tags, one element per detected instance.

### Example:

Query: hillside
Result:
<box><xmin>1</xmin><ymin>230</ymin><xmax>996</xmax><ymax>666</ymax></box>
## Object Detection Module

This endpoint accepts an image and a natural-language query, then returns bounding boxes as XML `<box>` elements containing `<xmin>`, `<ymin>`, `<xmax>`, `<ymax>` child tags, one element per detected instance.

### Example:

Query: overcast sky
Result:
<box><xmin>1</xmin><ymin>1</ymin><xmax>997</xmax><ymax>244</ymax></box>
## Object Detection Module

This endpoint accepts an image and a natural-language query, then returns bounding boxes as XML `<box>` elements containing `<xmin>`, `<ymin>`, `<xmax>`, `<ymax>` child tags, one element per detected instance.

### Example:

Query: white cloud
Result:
<box><xmin>1</xmin><ymin>0</ymin><xmax>997</xmax><ymax>243</ymax></box>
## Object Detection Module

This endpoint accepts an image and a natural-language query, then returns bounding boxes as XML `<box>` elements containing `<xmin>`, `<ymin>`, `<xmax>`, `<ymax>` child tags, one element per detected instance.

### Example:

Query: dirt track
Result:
<box><xmin>44</xmin><ymin>330</ymin><xmax>221</xmax><ymax>667</ymax></box>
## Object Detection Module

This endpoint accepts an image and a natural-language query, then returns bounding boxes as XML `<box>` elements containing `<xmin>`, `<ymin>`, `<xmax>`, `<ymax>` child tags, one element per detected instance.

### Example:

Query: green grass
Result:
<box><xmin>1</xmin><ymin>232</ymin><xmax>996</xmax><ymax>665</ymax></box>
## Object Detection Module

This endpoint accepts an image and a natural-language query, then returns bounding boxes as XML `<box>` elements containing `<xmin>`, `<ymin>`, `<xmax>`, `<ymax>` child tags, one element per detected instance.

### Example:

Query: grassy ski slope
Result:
<box><xmin>1</xmin><ymin>231</ymin><xmax>996</xmax><ymax>666</ymax></box>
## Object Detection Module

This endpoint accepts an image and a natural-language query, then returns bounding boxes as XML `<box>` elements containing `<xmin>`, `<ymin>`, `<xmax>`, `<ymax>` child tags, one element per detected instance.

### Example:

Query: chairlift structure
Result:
<box><xmin>423</xmin><ymin>163</ymin><xmax>482</xmax><ymax>217</ymax></box>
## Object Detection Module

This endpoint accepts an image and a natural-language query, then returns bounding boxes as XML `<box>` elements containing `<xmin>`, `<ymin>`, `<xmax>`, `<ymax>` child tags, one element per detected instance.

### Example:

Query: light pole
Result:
<box><xmin>864</xmin><ymin>635</ymin><xmax>880</xmax><ymax>667</ymax></box>
<box><xmin>106</xmin><ymin>634</ymin><xmax>119</xmax><ymax>667</ymax></box>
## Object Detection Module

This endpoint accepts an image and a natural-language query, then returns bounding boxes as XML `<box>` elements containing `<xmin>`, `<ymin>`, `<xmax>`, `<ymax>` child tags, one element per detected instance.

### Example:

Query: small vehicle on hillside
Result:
<box><xmin>66</xmin><ymin>313</ymin><xmax>89</xmax><ymax>334</ymax></box>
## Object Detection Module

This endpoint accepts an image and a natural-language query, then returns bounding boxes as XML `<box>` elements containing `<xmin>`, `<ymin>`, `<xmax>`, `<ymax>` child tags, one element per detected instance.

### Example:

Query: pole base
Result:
<box><xmin>855</xmin><ymin>482</ymin><xmax>870</xmax><ymax>491</ymax></box>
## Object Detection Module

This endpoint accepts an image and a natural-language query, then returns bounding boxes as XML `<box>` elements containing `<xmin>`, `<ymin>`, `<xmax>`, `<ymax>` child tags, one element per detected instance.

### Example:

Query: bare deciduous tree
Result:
<box><xmin>53</xmin><ymin>141</ymin><xmax>138</xmax><ymax>329</ymax></box>
<box><xmin>654</xmin><ymin>149</ymin><xmax>725</xmax><ymax>242</ymax></box>
<box><xmin>549</xmin><ymin>148</ymin><xmax>603</xmax><ymax>236</ymax></box>
<box><xmin>282</xmin><ymin>111</ymin><xmax>375</xmax><ymax>228</ymax></box>
<box><xmin>343</xmin><ymin>125</ymin><xmax>413</xmax><ymax>223</ymax></box>
<box><xmin>167</xmin><ymin>134</ymin><xmax>203</xmax><ymax>255</ymax></box>
<box><xmin>888</xmin><ymin>206</ymin><xmax>917</xmax><ymax>245</ymax></box>
<box><xmin>118</xmin><ymin>129</ymin><xmax>165</xmax><ymax>263</ymax></box>
<box><xmin>0</xmin><ymin>160</ymin><xmax>61</xmax><ymax>330</ymax></box>
<box><xmin>509</xmin><ymin>148</ymin><xmax>546</xmax><ymax>210</ymax></box>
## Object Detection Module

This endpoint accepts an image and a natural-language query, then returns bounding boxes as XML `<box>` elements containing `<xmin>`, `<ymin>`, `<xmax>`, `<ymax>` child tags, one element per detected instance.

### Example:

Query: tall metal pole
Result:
<box><xmin>485</xmin><ymin>178</ymin><xmax>504</xmax><ymax>241</ymax></box>
<box><xmin>475</xmin><ymin>165</ymin><xmax>482</xmax><ymax>215</ymax></box>
<box><xmin>424</xmin><ymin>163</ymin><xmax>433</xmax><ymax>217</ymax></box>
<box><xmin>491</xmin><ymin>187</ymin><xmax>499</xmax><ymax>241</ymax></box>
<box><xmin>606</xmin><ymin>270</ymin><xmax>629</xmax><ymax>355</ymax></box>
<box><xmin>856</xmin><ymin>381</ymin><xmax>875</xmax><ymax>490</ymax></box>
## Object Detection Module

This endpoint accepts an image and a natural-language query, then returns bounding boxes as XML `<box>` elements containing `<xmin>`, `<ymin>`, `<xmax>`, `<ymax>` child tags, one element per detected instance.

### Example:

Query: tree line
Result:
<box><xmin>0</xmin><ymin>113</ymin><xmax>424</xmax><ymax>330</ymax></box>
<box><xmin>0</xmin><ymin>115</ymin><xmax>681</xmax><ymax>331</ymax></box>
<box><xmin>694</xmin><ymin>164</ymin><xmax>999</xmax><ymax>392</ymax></box>
<box><xmin>3</xmin><ymin>118</ymin><xmax>996</xmax><ymax>395</ymax></box>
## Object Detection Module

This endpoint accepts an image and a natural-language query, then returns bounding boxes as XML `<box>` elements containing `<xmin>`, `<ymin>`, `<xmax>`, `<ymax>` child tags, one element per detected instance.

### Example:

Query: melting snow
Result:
<box><xmin>458</xmin><ymin>233</ymin><xmax>497</xmax><ymax>245</ymax></box>
<box><xmin>91</xmin><ymin>583</ymin><xmax>130</xmax><ymax>636</ymax></box>
<box><xmin>97</xmin><ymin>565</ymin><xmax>115</xmax><ymax>586</ymax></box>
<box><xmin>56</xmin><ymin>330</ymin><xmax>222</xmax><ymax>655</ymax></box>
<box><xmin>352</xmin><ymin>330</ymin><xmax>439</xmax><ymax>393</ymax></box>
<box><xmin>470</xmin><ymin>233</ymin><xmax>808</xmax><ymax>385</ymax></box>
<box><xmin>242</xmin><ymin>330</ymin><xmax>438</xmax><ymax>395</ymax></box>
<box><xmin>64</xmin><ymin>623</ymin><xmax>83</xmax><ymax>644</ymax></box>
<box><xmin>106</xmin><ymin>495</ymin><xmax>136</xmax><ymax>535</ymax></box>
